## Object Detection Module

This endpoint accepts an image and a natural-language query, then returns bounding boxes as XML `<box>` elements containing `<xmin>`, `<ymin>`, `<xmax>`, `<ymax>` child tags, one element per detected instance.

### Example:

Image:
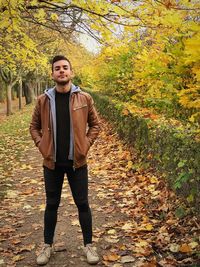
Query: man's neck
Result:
<box><xmin>55</xmin><ymin>82</ymin><xmax>71</xmax><ymax>93</ymax></box>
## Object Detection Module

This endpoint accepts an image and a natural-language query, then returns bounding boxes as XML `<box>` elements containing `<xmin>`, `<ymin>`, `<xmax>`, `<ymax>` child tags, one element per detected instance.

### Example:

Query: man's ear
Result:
<box><xmin>71</xmin><ymin>70</ymin><xmax>75</xmax><ymax>78</ymax></box>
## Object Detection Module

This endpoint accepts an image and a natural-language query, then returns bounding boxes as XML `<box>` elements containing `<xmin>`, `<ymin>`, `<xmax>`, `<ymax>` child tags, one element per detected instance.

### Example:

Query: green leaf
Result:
<box><xmin>178</xmin><ymin>160</ymin><xmax>187</xmax><ymax>168</ymax></box>
<box><xmin>186</xmin><ymin>194</ymin><xmax>194</xmax><ymax>203</ymax></box>
<box><xmin>175</xmin><ymin>206</ymin><xmax>186</xmax><ymax>218</ymax></box>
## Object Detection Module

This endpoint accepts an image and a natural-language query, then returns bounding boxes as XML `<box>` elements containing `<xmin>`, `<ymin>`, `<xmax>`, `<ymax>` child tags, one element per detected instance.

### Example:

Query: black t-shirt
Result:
<box><xmin>55</xmin><ymin>90</ymin><xmax>73</xmax><ymax>167</ymax></box>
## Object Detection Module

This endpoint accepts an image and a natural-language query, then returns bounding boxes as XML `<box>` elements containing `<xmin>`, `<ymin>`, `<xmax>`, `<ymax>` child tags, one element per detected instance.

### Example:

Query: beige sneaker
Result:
<box><xmin>36</xmin><ymin>244</ymin><xmax>53</xmax><ymax>265</ymax></box>
<box><xmin>83</xmin><ymin>244</ymin><xmax>99</xmax><ymax>265</ymax></box>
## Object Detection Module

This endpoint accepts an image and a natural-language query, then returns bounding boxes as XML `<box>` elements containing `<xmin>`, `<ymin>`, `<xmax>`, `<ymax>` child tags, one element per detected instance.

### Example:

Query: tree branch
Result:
<box><xmin>155</xmin><ymin>0</ymin><xmax>200</xmax><ymax>11</ymax></box>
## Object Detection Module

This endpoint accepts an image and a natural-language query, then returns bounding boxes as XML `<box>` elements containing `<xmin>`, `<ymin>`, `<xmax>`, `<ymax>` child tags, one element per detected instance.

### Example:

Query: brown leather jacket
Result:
<box><xmin>30</xmin><ymin>85</ymin><xmax>101</xmax><ymax>169</ymax></box>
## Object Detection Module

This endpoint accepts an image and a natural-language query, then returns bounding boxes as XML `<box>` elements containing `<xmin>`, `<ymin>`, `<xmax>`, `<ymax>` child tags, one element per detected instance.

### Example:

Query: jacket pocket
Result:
<box><xmin>38</xmin><ymin>134</ymin><xmax>52</xmax><ymax>159</ymax></box>
<box><xmin>73</xmin><ymin>104</ymin><xmax>88</xmax><ymax>111</ymax></box>
<box><xmin>38</xmin><ymin>138</ymin><xmax>47</xmax><ymax>158</ymax></box>
<box><xmin>76</xmin><ymin>137</ymin><xmax>90</xmax><ymax>162</ymax></box>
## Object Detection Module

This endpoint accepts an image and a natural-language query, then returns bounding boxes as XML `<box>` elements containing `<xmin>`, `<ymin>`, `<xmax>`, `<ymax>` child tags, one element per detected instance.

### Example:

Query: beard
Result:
<box><xmin>56</xmin><ymin>80</ymin><xmax>70</xmax><ymax>86</ymax></box>
<box><xmin>53</xmin><ymin>77</ymin><xmax>71</xmax><ymax>86</ymax></box>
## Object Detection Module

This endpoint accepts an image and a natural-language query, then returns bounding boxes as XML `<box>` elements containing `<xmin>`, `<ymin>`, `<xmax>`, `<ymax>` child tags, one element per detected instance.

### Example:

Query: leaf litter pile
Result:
<box><xmin>0</xmin><ymin>107</ymin><xmax>200</xmax><ymax>267</ymax></box>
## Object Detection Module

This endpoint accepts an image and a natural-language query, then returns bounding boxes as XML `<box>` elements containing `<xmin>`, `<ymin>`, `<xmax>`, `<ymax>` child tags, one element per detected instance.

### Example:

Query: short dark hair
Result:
<box><xmin>51</xmin><ymin>55</ymin><xmax>72</xmax><ymax>71</ymax></box>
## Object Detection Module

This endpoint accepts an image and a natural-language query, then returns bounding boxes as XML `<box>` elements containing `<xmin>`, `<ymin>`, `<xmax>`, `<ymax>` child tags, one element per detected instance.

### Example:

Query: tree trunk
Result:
<box><xmin>37</xmin><ymin>80</ymin><xmax>40</xmax><ymax>96</ymax></box>
<box><xmin>34</xmin><ymin>84</ymin><xmax>37</xmax><ymax>97</ymax></box>
<box><xmin>23</xmin><ymin>82</ymin><xmax>30</xmax><ymax>104</ymax></box>
<box><xmin>0</xmin><ymin>83</ymin><xmax>5</xmax><ymax>103</ymax></box>
<box><xmin>23</xmin><ymin>82</ymin><xmax>36</xmax><ymax>104</ymax></box>
<box><xmin>11</xmin><ymin>89</ymin><xmax>16</xmax><ymax>100</ymax></box>
<box><xmin>19</xmin><ymin>77</ymin><xmax>22</xmax><ymax>110</ymax></box>
<box><xmin>6</xmin><ymin>83</ymin><xmax>12</xmax><ymax>116</ymax></box>
<box><xmin>28</xmin><ymin>82</ymin><xmax>36</xmax><ymax>103</ymax></box>
<box><xmin>40</xmin><ymin>81</ymin><xmax>44</xmax><ymax>94</ymax></box>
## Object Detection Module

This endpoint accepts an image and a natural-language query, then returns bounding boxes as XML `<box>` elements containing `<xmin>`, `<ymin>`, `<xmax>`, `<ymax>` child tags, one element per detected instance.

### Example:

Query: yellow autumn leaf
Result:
<box><xmin>150</xmin><ymin>176</ymin><xmax>159</xmax><ymax>184</ymax></box>
<box><xmin>121</xmin><ymin>222</ymin><xmax>133</xmax><ymax>230</ymax></box>
<box><xmin>145</xmin><ymin>224</ymin><xmax>153</xmax><ymax>231</ymax></box>
<box><xmin>107</xmin><ymin>229</ymin><xmax>116</xmax><ymax>235</ymax></box>
<box><xmin>189</xmin><ymin>241</ymin><xmax>198</xmax><ymax>249</ymax></box>
<box><xmin>127</xmin><ymin>160</ymin><xmax>133</xmax><ymax>170</ymax></box>
<box><xmin>35</xmin><ymin>9</ymin><xmax>46</xmax><ymax>23</ymax></box>
<box><xmin>20</xmin><ymin>164</ymin><xmax>32</xmax><ymax>170</ymax></box>
<box><xmin>39</xmin><ymin>204</ymin><xmax>45</xmax><ymax>211</ymax></box>
<box><xmin>50</xmin><ymin>13</ymin><xmax>58</xmax><ymax>21</ymax></box>
<box><xmin>71</xmin><ymin>219</ymin><xmax>80</xmax><ymax>226</ymax></box>
<box><xmin>139</xmin><ymin>223</ymin><xmax>153</xmax><ymax>231</ymax></box>
<box><xmin>12</xmin><ymin>255</ymin><xmax>25</xmax><ymax>262</ymax></box>
<box><xmin>169</xmin><ymin>243</ymin><xmax>180</xmax><ymax>253</ymax></box>
<box><xmin>104</xmin><ymin>236</ymin><xmax>119</xmax><ymax>243</ymax></box>
<box><xmin>135</xmin><ymin>240</ymin><xmax>149</xmax><ymax>247</ymax></box>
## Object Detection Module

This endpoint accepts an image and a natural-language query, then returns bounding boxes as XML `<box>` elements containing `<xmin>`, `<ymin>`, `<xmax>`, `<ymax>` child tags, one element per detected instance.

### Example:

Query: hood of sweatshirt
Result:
<box><xmin>44</xmin><ymin>83</ymin><xmax>81</xmax><ymax>99</ymax></box>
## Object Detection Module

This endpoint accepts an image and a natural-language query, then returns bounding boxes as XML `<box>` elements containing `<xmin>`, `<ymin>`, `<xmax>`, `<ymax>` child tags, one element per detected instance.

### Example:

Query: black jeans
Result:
<box><xmin>43</xmin><ymin>164</ymin><xmax>92</xmax><ymax>246</ymax></box>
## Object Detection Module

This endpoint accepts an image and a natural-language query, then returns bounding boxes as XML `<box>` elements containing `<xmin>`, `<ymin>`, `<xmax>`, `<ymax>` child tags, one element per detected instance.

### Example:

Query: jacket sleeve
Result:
<box><xmin>29</xmin><ymin>99</ymin><xmax>42</xmax><ymax>147</ymax></box>
<box><xmin>86</xmin><ymin>95</ymin><xmax>101</xmax><ymax>146</ymax></box>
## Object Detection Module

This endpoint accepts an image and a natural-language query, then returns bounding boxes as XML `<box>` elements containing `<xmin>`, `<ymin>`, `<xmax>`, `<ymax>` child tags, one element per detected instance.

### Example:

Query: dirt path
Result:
<box><xmin>0</xmin><ymin>118</ymin><xmax>200</xmax><ymax>267</ymax></box>
<box><xmin>0</xmin><ymin>98</ymin><xmax>26</xmax><ymax>122</ymax></box>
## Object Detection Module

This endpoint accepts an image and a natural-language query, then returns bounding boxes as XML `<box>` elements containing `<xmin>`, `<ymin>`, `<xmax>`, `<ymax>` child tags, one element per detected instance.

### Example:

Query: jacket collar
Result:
<box><xmin>45</xmin><ymin>83</ymin><xmax>81</xmax><ymax>100</ymax></box>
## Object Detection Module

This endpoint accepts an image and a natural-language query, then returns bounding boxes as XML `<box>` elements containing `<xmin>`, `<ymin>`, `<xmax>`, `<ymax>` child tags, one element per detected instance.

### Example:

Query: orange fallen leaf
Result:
<box><xmin>21</xmin><ymin>189</ymin><xmax>34</xmax><ymax>195</ymax></box>
<box><xmin>103</xmin><ymin>253</ymin><xmax>120</xmax><ymax>262</ymax></box>
<box><xmin>141</xmin><ymin>262</ymin><xmax>157</xmax><ymax>267</ymax></box>
<box><xmin>11</xmin><ymin>239</ymin><xmax>21</xmax><ymax>245</ymax></box>
<box><xmin>179</xmin><ymin>243</ymin><xmax>192</xmax><ymax>253</ymax></box>
<box><xmin>122</xmin><ymin>109</ymin><xmax>129</xmax><ymax>116</ymax></box>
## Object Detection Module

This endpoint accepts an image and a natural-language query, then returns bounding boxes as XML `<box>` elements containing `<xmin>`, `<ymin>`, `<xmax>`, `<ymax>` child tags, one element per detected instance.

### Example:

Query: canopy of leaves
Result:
<box><xmin>79</xmin><ymin>0</ymin><xmax>200</xmax><ymax>124</ymax></box>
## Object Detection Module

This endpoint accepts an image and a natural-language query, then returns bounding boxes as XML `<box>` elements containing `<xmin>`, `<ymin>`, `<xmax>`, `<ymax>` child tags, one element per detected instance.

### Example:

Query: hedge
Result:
<box><xmin>87</xmin><ymin>89</ymin><xmax>200</xmax><ymax>210</ymax></box>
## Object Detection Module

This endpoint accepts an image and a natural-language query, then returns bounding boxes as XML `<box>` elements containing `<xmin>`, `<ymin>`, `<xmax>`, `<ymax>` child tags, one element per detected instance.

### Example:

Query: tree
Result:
<box><xmin>78</xmin><ymin>0</ymin><xmax>200</xmax><ymax>122</ymax></box>
<box><xmin>0</xmin><ymin>68</ymin><xmax>19</xmax><ymax>115</ymax></box>
<box><xmin>0</xmin><ymin>22</ymin><xmax>48</xmax><ymax>114</ymax></box>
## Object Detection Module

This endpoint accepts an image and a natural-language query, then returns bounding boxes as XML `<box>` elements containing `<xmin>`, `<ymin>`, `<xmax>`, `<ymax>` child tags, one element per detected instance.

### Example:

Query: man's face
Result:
<box><xmin>52</xmin><ymin>60</ymin><xmax>73</xmax><ymax>85</ymax></box>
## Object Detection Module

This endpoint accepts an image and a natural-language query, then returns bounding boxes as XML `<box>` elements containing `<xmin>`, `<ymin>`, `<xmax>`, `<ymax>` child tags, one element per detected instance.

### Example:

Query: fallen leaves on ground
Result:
<box><xmin>0</xmin><ymin>109</ymin><xmax>200</xmax><ymax>266</ymax></box>
<box><xmin>87</xmin><ymin>119</ymin><xmax>200</xmax><ymax>266</ymax></box>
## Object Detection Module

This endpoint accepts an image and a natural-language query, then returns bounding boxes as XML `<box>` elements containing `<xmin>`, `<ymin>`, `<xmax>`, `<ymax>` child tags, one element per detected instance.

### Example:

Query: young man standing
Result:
<box><xmin>30</xmin><ymin>55</ymin><xmax>101</xmax><ymax>265</ymax></box>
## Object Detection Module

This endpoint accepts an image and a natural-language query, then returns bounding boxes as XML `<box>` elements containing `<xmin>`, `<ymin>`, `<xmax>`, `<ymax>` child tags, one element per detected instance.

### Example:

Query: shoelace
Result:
<box><xmin>40</xmin><ymin>245</ymin><xmax>51</xmax><ymax>257</ymax></box>
<box><xmin>87</xmin><ymin>246</ymin><xmax>98</xmax><ymax>257</ymax></box>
